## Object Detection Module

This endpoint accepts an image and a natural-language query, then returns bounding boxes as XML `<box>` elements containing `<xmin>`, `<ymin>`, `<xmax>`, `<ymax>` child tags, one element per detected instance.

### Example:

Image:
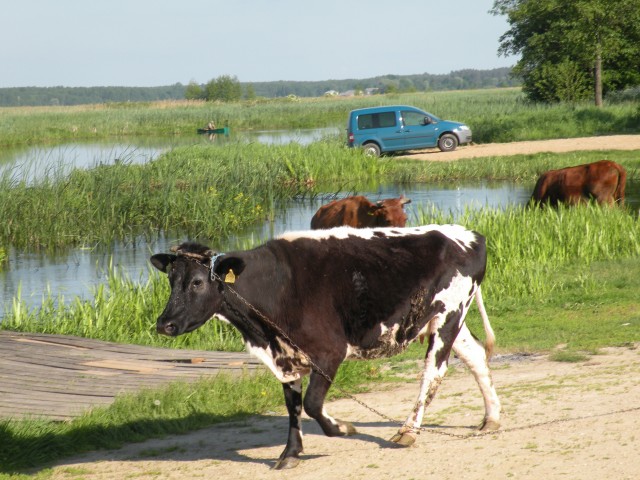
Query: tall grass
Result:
<box><xmin>2</xmin><ymin>140</ymin><xmax>639</xmax><ymax>253</ymax></box>
<box><xmin>1</xmin><ymin>89</ymin><xmax>639</xmax><ymax>147</ymax></box>
<box><xmin>4</xmin><ymin>203</ymin><xmax>639</xmax><ymax>351</ymax></box>
<box><xmin>0</xmin><ymin>140</ymin><xmax>389</xmax><ymax>251</ymax></box>
<box><xmin>3</xmin><ymin>263</ymin><xmax>243</xmax><ymax>351</ymax></box>
<box><xmin>415</xmin><ymin>204</ymin><xmax>640</xmax><ymax>301</ymax></box>
<box><xmin>389</xmin><ymin>149</ymin><xmax>640</xmax><ymax>184</ymax></box>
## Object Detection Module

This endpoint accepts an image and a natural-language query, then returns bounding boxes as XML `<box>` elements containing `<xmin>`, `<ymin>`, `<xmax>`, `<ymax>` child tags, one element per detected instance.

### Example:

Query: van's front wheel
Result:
<box><xmin>438</xmin><ymin>134</ymin><xmax>458</xmax><ymax>152</ymax></box>
<box><xmin>362</xmin><ymin>142</ymin><xmax>381</xmax><ymax>157</ymax></box>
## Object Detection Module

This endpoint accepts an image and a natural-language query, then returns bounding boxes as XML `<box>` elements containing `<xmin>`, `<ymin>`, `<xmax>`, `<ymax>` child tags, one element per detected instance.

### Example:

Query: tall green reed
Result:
<box><xmin>2</xmin><ymin>143</ymin><xmax>638</xmax><ymax>253</ymax></box>
<box><xmin>0</xmin><ymin>140</ymin><xmax>389</xmax><ymax>251</ymax></box>
<box><xmin>3</xmin><ymin>262</ymin><xmax>244</xmax><ymax>351</ymax></box>
<box><xmin>415</xmin><ymin>204</ymin><xmax>640</xmax><ymax>302</ymax></box>
<box><xmin>4</xmin><ymin>203</ymin><xmax>638</xmax><ymax>350</ymax></box>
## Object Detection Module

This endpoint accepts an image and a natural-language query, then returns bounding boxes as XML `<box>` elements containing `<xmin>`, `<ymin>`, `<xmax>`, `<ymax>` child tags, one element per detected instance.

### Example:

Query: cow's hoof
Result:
<box><xmin>273</xmin><ymin>456</ymin><xmax>301</xmax><ymax>470</ymax></box>
<box><xmin>479</xmin><ymin>418</ymin><xmax>500</xmax><ymax>432</ymax></box>
<box><xmin>339</xmin><ymin>421</ymin><xmax>357</xmax><ymax>436</ymax></box>
<box><xmin>389</xmin><ymin>431</ymin><xmax>417</xmax><ymax>447</ymax></box>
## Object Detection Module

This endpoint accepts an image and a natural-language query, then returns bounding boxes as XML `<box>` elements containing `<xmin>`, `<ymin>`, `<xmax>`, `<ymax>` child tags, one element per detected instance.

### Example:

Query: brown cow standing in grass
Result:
<box><xmin>310</xmin><ymin>195</ymin><xmax>411</xmax><ymax>229</ymax></box>
<box><xmin>531</xmin><ymin>160</ymin><xmax>626</xmax><ymax>207</ymax></box>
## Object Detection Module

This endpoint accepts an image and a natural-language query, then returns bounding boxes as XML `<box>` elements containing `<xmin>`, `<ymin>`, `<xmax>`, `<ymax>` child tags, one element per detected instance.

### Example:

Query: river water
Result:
<box><xmin>0</xmin><ymin>131</ymin><xmax>636</xmax><ymax>318</ymax></box>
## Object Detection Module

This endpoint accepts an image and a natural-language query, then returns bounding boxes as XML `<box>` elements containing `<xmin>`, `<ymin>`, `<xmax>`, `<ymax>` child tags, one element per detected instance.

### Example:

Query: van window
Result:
<box><xmin>357</xmin><ymin>111</ymin><xmax>397</xmax><ymax>130</ymax></box>
<box><xmin>402</xmin><ymin>110</ymin><xmax>427</xmax><ymax>126</ymax></box>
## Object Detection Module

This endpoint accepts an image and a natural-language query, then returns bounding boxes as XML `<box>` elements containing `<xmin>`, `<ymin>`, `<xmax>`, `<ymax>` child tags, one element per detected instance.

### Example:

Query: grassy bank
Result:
<box><xmin>0</xmin><ymin>141</ymin><xmax>388</xmax><ymax>251</ymax></box>
<box><xmin>1</xmin><ymin>88</ymin><xmax>639</xmax><ymax>147</ymax></box>
<box><xmin>2</xmin><ymin>142</ymin><xmax>639</xmax><ymax>252</ymax></box>
<box><xmin>3</xmin><ymin>203</ymin><xmax>639</xmax><ymax>352</ymax></box>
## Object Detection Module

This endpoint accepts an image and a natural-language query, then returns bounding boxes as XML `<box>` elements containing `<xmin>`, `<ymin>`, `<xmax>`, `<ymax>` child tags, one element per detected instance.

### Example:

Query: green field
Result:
<box><xmin>1</xmin><ymin>88</ymin><xmax>639</xmax><ymax>475</ymax></box>
<box><xmin>1</xmin><ymin>88</ymin><xmax>639</xmax><ymax>147</ymax></box>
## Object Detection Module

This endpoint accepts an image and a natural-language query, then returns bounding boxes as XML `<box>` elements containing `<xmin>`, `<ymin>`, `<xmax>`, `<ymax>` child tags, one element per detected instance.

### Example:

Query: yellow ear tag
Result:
<box><xmin>224</xmin><ymin>269</ymin><xmax>236</xmax><ymax>284</ymax></box>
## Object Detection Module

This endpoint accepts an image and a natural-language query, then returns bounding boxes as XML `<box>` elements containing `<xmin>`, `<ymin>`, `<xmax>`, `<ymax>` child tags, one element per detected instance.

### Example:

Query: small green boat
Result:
<box><xmin>197</xmin><ymin>127</ymin><xmax>229</xmax><ymax>135</ymax></box>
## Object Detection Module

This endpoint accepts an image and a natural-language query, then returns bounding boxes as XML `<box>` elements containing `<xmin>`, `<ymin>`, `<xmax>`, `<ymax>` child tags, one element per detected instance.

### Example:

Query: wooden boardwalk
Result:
<box><xmin>0</xmin><ymin>331</ymin><xmax>261</xmax><ymax>421</ymax></box>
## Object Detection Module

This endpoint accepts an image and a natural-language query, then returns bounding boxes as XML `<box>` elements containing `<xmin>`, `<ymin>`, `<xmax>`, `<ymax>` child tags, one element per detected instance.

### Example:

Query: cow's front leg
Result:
<box><xmin>391</xmin><ymin>315</ymin><xmax>456</xmax><ymax>446</ymax></box>
<box><xmin>274</xmin><ymin>379</ymin><xmax>304</xmax><ymax>470</ymax></box>
<box><xmin>304</xmin><ymin>370</ymin><xmax>357</xmax><ymax>437</ymax></box>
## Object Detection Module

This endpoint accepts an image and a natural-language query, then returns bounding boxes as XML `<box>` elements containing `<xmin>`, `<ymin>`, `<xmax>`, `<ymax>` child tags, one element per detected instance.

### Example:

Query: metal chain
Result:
<box><xmin>209</xmin><ymin>267</ymin><xmax>640</xmax><ymax>440</ymax></box>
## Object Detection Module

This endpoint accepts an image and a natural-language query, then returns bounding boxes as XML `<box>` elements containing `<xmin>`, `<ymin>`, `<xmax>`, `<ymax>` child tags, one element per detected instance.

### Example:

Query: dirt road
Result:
<box><xmin>399</xmin><ymin>134</ymin><xmax>640</xmax><ymax>161</ymax></box>
<box><xmin>48</xmin><ymin>346</ymin><xmax>640</xmax><ymax>480</ymax></box>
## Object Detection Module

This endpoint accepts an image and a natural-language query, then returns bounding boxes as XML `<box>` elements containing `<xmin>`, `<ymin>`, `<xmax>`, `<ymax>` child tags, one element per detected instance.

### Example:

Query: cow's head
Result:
<box><xmin>150</xmin><ymin>242</ymin><xmax>245</xmax><ymax>336</ymax></box>
<box><xmin>371</xmin><ymin>195</ymin><xmax>412</xmax><ymax>227</ymax></box>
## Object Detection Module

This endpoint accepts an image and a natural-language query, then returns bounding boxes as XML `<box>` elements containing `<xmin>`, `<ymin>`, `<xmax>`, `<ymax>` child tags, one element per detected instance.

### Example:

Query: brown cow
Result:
<box><xmin>310</xmin><ymin>195</ymin><xmax>411</xmax><ymax>229</ymax></box>
<box><xmin>531</xmin><ymin>160</ymin><xmax>626</xmax><ymax>207</ymax></box>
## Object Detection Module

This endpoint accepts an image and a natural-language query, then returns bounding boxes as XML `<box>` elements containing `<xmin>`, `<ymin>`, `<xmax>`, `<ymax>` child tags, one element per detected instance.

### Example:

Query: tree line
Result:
<box><xmin>0</xmin><ymin>84</ymin><xmax>187</xmax><ymax>107</ymax></box>
<box><xmin>0</xmin><ymin>68</ymin><xmax>518</xmax><ymax>107</ymax></box>
<box><xmin>185</xmin><ymin>68</ymin><xmax>520</xmax><ymax>101</ymax></box>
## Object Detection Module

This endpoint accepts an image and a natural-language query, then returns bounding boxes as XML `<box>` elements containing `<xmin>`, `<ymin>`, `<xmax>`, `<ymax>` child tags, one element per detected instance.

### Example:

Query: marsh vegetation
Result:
<box><xmin>1</xmin><ymin>88</ymin><xmax>639</xmax><ymax>147</ymax></box>
<box><xmin>1</xmin><ymin>88</ymin><xmax>639</xmax><ymax>474</ymax></box>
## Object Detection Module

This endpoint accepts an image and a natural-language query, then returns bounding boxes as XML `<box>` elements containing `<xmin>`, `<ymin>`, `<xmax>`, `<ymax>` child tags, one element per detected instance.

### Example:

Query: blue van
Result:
<box><xmin>346</xmin><ymin>105</ymin><xmax>472</xmax><ymax>156</ymax></box>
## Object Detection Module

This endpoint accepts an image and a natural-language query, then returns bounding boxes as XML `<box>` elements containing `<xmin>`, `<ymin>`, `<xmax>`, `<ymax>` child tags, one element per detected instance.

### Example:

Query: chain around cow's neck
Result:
<box><xmin>208</xmin><ymin>252</ymin><xmax>225</xmax><ymax>280</ymax></box>
<box><xmin>177</xmin><ymin>251</ymin><xmax>224</xmax><ymax>281</ymax></box>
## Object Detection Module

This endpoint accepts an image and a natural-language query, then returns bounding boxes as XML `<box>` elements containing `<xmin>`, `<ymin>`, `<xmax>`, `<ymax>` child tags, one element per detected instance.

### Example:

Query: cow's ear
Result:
<box><xmin>215</xmin><ymin>256</ymin><xmax>246</xmax><ymax>283</ymax></box>
<box><xmin>150</xmin><ymin>254</ymin><xmax>176</xmax><ymax>273</ymax></box>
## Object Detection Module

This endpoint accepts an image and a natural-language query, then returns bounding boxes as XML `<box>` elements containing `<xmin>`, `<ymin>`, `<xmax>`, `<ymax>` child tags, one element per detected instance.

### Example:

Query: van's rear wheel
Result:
<box><xmin>438</xmin><ymin>134</ymin><xmax>458</xmax><ymax>152</ymax></box>
<box><xmin>362</xmin><ymin>143</ymin><xmax>381</xmax><ymax>157</ymax></box>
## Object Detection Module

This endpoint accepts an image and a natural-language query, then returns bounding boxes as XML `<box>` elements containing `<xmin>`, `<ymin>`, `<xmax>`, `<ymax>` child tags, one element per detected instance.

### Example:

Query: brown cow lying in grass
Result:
<box><xmin>531</xmin><ymin>160</ymin><xmax>626</xmax><ymax>207</ymax></box>
<box><xmin>310</xmin><ymin>195</ymin><xmax>411</xmax><ymax>229</ymax></box>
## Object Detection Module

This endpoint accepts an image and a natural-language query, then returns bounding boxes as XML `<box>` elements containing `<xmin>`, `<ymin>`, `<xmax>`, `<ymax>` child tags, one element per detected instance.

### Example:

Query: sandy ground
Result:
<box><xmin>44</xmin><ymin>135</ymin><xmax>640</xmax><ymax>480</ymax></box>
<box><xmin>398</xmin><ymin>134</ymin><xmax>640</xmax><ymax>161</ymax></box>
<box><xmin>47</xmin><ymin>346</ymin><xmax>640</xmax><ymax>480</ymax></box>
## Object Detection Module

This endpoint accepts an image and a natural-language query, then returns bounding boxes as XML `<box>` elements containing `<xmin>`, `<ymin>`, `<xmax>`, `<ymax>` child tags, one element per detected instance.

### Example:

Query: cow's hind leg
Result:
<box><xmin>304</xmin><ymin>370</ymin><xmax>357</xmax><ymax>437</ymax></box>
<box><xmin>274</xmin><ymin>379</ymin><xmax>304</xmax><ymax>470</ymax></box>
<box><xmin>452</xmin><ymin>323</ymin><xmax>501</xmax><ymax>431</ymax></box>
<box><xmin>390</xmin><ymin>312</ymin><xmax>456</xmax><ymax>447</ymax></box>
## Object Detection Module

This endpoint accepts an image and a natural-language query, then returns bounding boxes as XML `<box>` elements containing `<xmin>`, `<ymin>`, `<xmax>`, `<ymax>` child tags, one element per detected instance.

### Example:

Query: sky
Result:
<box><xmin>1</xmin><ymin>0</ymin><xmax>517</xmax><ymax>88</ymax></box>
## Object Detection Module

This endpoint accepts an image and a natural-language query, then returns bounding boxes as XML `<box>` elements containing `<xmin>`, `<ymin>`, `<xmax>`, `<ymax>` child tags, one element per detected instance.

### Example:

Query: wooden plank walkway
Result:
<box><xmin>0</xmin><ymin>331</ymin><xmax>262</xmax><ymax>421</ymax></box>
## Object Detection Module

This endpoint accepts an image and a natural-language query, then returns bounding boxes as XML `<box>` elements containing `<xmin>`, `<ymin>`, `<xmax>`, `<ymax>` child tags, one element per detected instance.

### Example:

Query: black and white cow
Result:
<box><xmin>150</xmin><ymin>225</ymin><xmax>501</xmax><ymax>469</ymax></box>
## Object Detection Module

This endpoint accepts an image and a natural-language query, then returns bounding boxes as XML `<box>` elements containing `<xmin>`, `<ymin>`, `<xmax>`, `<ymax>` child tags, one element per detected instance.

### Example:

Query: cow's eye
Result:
<box><xmin>192</xmin><ymin>279</ymin><xmax>203</xmax><ymax>289</ymax></box>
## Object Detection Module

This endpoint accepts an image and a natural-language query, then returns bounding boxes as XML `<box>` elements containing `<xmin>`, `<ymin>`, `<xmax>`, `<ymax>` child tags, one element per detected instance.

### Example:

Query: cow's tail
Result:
<box><xmin>614</xmin><ymin>163</ymin><xmax>627</xmax><ymax>205</ymax></box>
<box><xmin>475</xmin><ymin>287</ymin><xmax>495</xmax><ymax>359</ymax></box>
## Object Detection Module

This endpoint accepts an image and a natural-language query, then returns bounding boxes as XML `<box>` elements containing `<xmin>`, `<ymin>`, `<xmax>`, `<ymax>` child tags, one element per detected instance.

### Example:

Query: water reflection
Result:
<box><xmin>0</xmin><ymin>181</ymin><xmax>533</xmax><ymax>318</ymax></box>
<box><xmin>0</xmin><ymin>143</ymin><xmax>161</xmax><ymax>184</ymax></box>
<box><xmin>0</xmin><ymin>127</ymin><xmax>341</xmax><ymax>184</ymax></box>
